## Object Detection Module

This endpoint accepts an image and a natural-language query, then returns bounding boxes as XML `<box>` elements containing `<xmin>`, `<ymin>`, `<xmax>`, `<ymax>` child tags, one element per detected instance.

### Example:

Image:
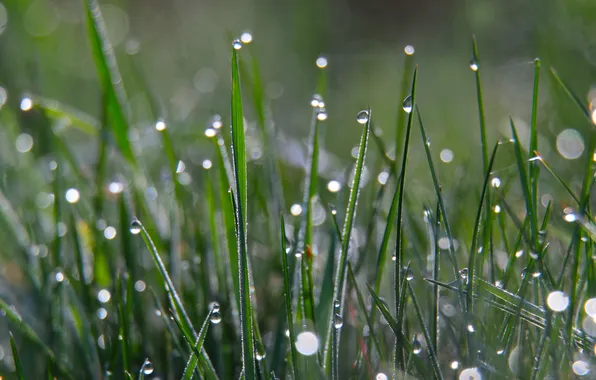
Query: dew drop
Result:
<box><xmin>402</xmin><ymin>95</ymin><xmax>412</xmax><ymax>113</ymax></box>
<box><xmin>412</xmin><ymin>337</ymin><xmax>422</xmax><ymax>354</ymax></box>
<box><xmin>404</xmin><ymin>267</ymin><xmax>414</xmax><ymax>281</ymax></box>
<box><xmin>459</xmin><ymin>268</ymin><xmax>469</xmax><ymax>280</ymax></box>
<box><xmin>333</xmin><ymin>313</ymin><xmax>343</xmax><ymax>329</ymax></box>
<box><xmin>327</xmin><ymin>180</ymin><xmax>341</xmax><ymax>193</ymax></box>
<box><xmin>491</xmin><ymin>177</ymin><xmax>501</xmax><ymax>188</ymax></box>
<box><xmin>469</xmin><ymin>60</ymin><xmax>479</xmax><ymax>72</ymax></box>
<box><xmin>316</xmin><ymin>108</ymin><xmax>328</xmax><ymax>121</ymax></box>
<box><xmin>240</xmin><ymin>32</ymin><xmax>252</xmax><ymax>44</ymax></box>
<box><xmin>130</xmin><ymin>219</ymin><xmax>142</xmax><ymax>235</ymax></box>
<box><xmin>295</xmin><ymin>331</ymin><xmax>319</xmax><ymax>356</ymax></box>
<box><xmin>547</xmin><ymin>290</ymin><xmax>569</xmax><ymax>312</ymax></box>
<box><xmin>232</xmin><ymin>39</ymin><xmax>242</xmax><ymax>50</ymax></box>
<box><xmin>311</xmin><ymin>94</ymin><xmax>323</xmax><ymax>108</ymax></box>
<box><xmin>256</xmin><ymin>349</ymin><xmax>266</xmax><ymax>361</ymax></box>
<box><xmin>210</xmin><ymin>302</ymin><xmax>222</xmax><ymax>324</ymax></box>
<box><xmin>142</xmin><ymin>360</ymin><xmax>154</xmax><ymax>375</ymax></box>
<box><xmin>329</xmin><ymin>204</ymin><xmax>337</xmax><ymax>215</ymax></box>
<box><xmin>295</xmin><ymin>250</ymin><xmax>303</xmax><ymax>259</ymax></box>
<box><xmin>356</xmin><ymin>110</ymin><xmax>369</xmax><ymax>124</ymax></box>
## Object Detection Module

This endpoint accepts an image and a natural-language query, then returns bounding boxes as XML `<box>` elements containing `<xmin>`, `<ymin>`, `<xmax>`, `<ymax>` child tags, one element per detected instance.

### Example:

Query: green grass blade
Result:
<box><xmin>394</xmin><ymin>48</ymin><xmax>415</xmax><ymax>167</ymax></box>
<box><xmin>84</xmin><ymin>0</ymin><xmax>135</xmax><ymax>165</ymax></box>
<box><xmin>472</xmin><ymin>35</ymin><xmax>488</xmax><ymax>172</ymax></box>
<box><xmin>373</xmin><ymin>178</ymin><xmax>400</xmax><ymax>295</ymax></box>
<box><xmin>550</xmin><ymin>67</ymin><xmax>591</xmax><ymax>120</ymax></box>
<box><xmin>230</xmin><ymin>45</ymin><xmax>256</xmax><ymax>380</ymax></box>
<box><xmin>407</xmin><ymin>282</ymin><xmax>444</xmax><ymax>380</ymax></box>
<box><xmin>529</xmin><ymin>59</ymin><xmax>541</xmax><ymax>216</ymax></box>
<box><xmin>323</xmin><ymin>107</ymin><xmax>371</xmax><ymax>371</ymax></box>
<box><xmin>296</xmin><ymin>110</ymin><xmax>320</xmax><ymax>324</ymax></box>
<box><xmin>10</xmin><ymin>332</ymin><xmax>25</xmax><ymax>380</ymax></box>
<box><xmin>394</xmin><ymin>67</ymin><xmax>418</xmax><ymax>369</ymax></box>
<box><xmin>416</xmin><ymin>109</ymin><xmax>465</xmax><ymax>306</ymax></box>
<box><xmin>280</xmin><ymin>215</ymin><xmax>299</xmax><ymax>380</ymax></box>
<box><xmin>31</xmin><ymin>95</ymin><xmax>99</xmax><ymax>135</ymax></box>
<box><xmin>134</xmin><ymin>219</ymin><xmax>218</xmax><ymax>379</ymax></box>
<box><xmin>181</xmin><ymin>308</ymin><xmax>215</xmax><ymax>380</ymax></box>
<box><xmin>467</xmin><ymin>142</ymin><xmax>501</xmax><ymax>312</ymax></box>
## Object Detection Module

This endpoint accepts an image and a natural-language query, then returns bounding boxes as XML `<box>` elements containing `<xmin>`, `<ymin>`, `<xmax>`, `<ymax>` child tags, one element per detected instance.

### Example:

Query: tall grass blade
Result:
<box><xmin>10</xmin><ymin>332</ymin><xmax>25</xmax><ymax>380</ymax></box>
<box><xmin>279</xmin><ymin>215</ymin><xmax>299</xmax><ymax>380</ymax></box>
<box><xmin>83</xmin><ymin>0</ymin><xmax>135</xmax><ymax>165</ymax></box>
<box><xmin>181</xmin><ymin>308</ymin><xmax>215</xmax><ymax>380</ymax></box>
<box><xmin>323</xmin><ymin>107</ymin><xmax>371</xmax><ymax>371</ymax></box>
<box><xmin>230</xmin><ymin>46</ymin><xmax>256</xmax><ymax>379</ymax></box>
<box><xmin>472</xmin><ymin>35</ymin><xmax>488</xmax><ymax>172</ymax></box>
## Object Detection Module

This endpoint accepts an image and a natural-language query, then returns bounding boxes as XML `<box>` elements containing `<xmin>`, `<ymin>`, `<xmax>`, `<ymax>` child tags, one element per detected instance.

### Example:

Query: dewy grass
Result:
<box><xmin>4</xmin><ymin>5</ymin><xmax>596</xmax><ymax>379</ymax></box>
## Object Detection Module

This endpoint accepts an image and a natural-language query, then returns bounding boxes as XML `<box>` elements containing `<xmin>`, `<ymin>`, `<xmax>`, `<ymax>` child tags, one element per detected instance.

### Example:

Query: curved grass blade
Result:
<box><xmin>472</xmin><ymin>35</ymin><xmax>488</xmax><ymax>172</ymax></box>
<box><xmin>230</xmin><ymin>46</ymin><xmax>256</xmax><ymax>380</ymax></box>
<box><xmin>550</xmin><ymin>67</ymin><xmax>591</xmax><ymax>120</ymax></box>
<box><xmin>407</xmin><ymin>282</ymin><xmax>444</xmax><ymax>380</ymax></box>
<box><xmin>10</xmin><ymin>332</ymin><xmax>24</xmax><ymax>380</ymax></box>
<box><xmin>416</xmin><ymin>109</ymin><xmax>465</xmax><ymax>306</ymax></box>
<box><xmin>84</xmin><ymin>0</ymin><xmax>135</xmax><ymax>165</ymax></box>
<box><xmin>135</xmin><ymin>220</ymin><xmax>218</xmax><ymax>379</ymax></box>
<box><xmin>31</xmin><ymin>95</ymin><xmax>99</xmax><ymax>135</ymax></box>
<box><xmin>394</xmin><ymin>48</ymin><xmax>415</xmax><ymax>168</ymax></box>
<box><xmin>280</xmin><ymin>215</ymin><xmax>299</xmax><ymax>380</ymax></box>
<box><xmin>181</xmin><ymin>308</ymin><xmax>215</xmax><ymax>380</ymax></box>
<box><xmin>323</xmin><ymin>108</ymin><xmax>371</xmax><ymax>371</ymax></box>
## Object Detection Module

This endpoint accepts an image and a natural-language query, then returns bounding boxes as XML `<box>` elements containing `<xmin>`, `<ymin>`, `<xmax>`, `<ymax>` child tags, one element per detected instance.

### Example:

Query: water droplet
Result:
<box><xmin>412</xmin><ymin>337</ymin><xmax>422</xmax><ymax>354</ymax></box>
<box><xmin>451</xmin><ymin>361</ymin><xmax>460</xmax><ymax>369</ymax></box>
<box><xmin>469</xmin><ymin>60</ymin><xmax>479</xmax><ymax>72</ymax></box>
<box><xmin>20</xmin><ymin>97</ymin><xmax>33</xmax><ymax>111</ymax></box>
<box><xmin>377</xmin><ymin>171</ymin><xmax>389</xmax><ymax>185</ymax></box>
<box><xmin>295</xmin><ymin>331</ymin><xmax>319</xmax><ymax>356</ymax></box>
<box><xmin>547</xmin><ymin>290</ymin><xmax>569</xmax><ymax>312</ymax></box>
<box><xmin>65</xmin><ymin>188</ymin><xmax>80</xmax><ymax>204</ymax></box>
<box><xmin>290</xmin><ymin>203</ymin><xmax>303</xmax><ymax>216</ymax></box>
<box><xmin>356</xmin><ymin>110</ymin><xmax>369</xmax><ymax>124</ymax></box>
<box><xmin>491</xmin><ymin>177</ymin><xmax>501</xmax><ymax>188</ymax></box>
<box><xmin>232</xmin><ymin>39</ymin><xmax>242</xmax><ymax>50</ymax></box>
<box><xmin>130</xmin><ymin>219</ymin><xmax>142</xmax><ymax>235</ymax></box>
<box><xmin>565</xmin><ymin>213</ymin><xmax>577</xmax><ymax>222</ymax></box>
<box><xmin>459</xmin><ymin>268</ymin><xmax>469</xmax><ymax>280</ymax></box>
<box><xmin>327</xmin><ymin>180</ymin><xmax>341</xmax><ymax>193</ymax></box>
<box><xmin>142</xmin><ymin>360</ymin><xmax>154</xmax><ymax>375</ymax></box>
<box><xmin>240</xmin><ymin>32</ymin><xmax>252</xmax><ymax>44</ymax></box>
<box><xmin>155</xmin><ymin>119</ymin><xmax>166</xmax><ymax>131</ymax></box>
<box><xmin>311</xmin><ymin>94</ymin><xmax>323</xmax><ymax>108</ymax></box>
<box><xmin>316</xmin><ymin>56</ymin><xmax>328</xmax><ymax>68</ymax></box>
<box><xmin>205</xmin><ymin>128</ymin><xmax>216</xmax><ymax>138</ymax></box>
<box><xmin>467</xmin><ymin>324</ymin><xmax>475</xmax><ymax>332</ymax></box>
<box><xmin>316</xmin><ymin>108</ymin><xmax>328</xmax><ymax>121</ymax></box>
<box><xmin>97</xmin><ymin>289</ymin><xmax>111</xmax><ymax>303</ymax></box>
<box><xmin>211</xmin><ymin>114</ymin><xmax>223</xmax><ymax>129</ymax></box>
<box><xmin>459</xmin><ymin>367</ymin><xmax>481</xmax><ymax>380</ymax></box>
<box><xmin>333</xmin><ymin>300</ymin><xmax>340</xmax><ymax>310</ymax></box>
<box><xmin>210</xmin><ymin>302</ymin><xmax>222</xmax><ymax>324</ymax></box>
<box><xmin>404</xmin><ymin>45</ymin><xmax>415</xmax><ymax>55</ymax></box>
<box><xmin>329</xmin><ymin>204</ymin><xmax>337</xmax><ymax>215</ymax></box>
<box><xmin>295</xmin><ymin>250</ymin><xmax>303</xmax><ymax>259</ymax></box>
<box><xmin>256</xmin><ymin>349</ymin><xmax>266</xmax><ymax>361</ymax></box>
<box><xmin>404</xmin><ymin>267</ymin><xmax>414</xmax><ymax>281</ymax></box>
<box><xmin>333</xmin><ymin>313</ymin><xmax>343</xmax><ymax>329</ymax></box>
<box><xmin>493</xmin><ymin>205</ymin><xmax>501</xmax><ymax>213</ymax></box>
<box><xmin>55</xmin><ymin>271</ymin><xmax>65</xmax><ymax>283</ymax></box>
<box><xmin>402</xmin><ymin>95</ymin><xmax>412</xmax><ymax>113</ymax></box>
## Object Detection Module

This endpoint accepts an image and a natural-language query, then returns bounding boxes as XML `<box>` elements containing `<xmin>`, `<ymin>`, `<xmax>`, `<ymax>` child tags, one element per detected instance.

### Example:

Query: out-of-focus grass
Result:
<box><xmin>2</xmin><ymin>1</ymin><xmax>596</xmax><ymax>379</ymax></box>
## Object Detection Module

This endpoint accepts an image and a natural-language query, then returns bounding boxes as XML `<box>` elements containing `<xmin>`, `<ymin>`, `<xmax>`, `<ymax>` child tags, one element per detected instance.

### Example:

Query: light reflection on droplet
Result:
<box><xmin>290</xmin><ymin>204</ymin><xmax>303</xmax><ymax>216</ymax></box>
<box><xmin>16</xmin><ymin>134</ymin><xmax>34</xmax><ymax>153</ymax></box>
<box><xmin>65</xmin><ymin>188</ymin><xmax>80</xmax><ymax>204</ymax></box>
<box><xmin>491</xmin><ymin>177</ymin><xmax>501</xmax><ymax>188</ymax></box>
<box><xmin>98</xmin><ymin>289</ymin><xmax>111</xmax><ymax>303</ymax></box>
<box><xmin>97</xmin><ymin>308</ymin><xmax>108</xmax><ymax>320</ymax></box>
<box><xmin>176</xmin><ymin>160</ymin><xmax>186</xmax><ymax>174</ymax></box>
<box><xmin>469</xmin><ymin>60</ymin><xmax>479</xmax><ymax>71</ymax></box>
<box><xmin>134</xmin><ymin>280</ymin><xmax>146</xmax><ymax>292</ymax></box>
<box><xmin>20</xmin><ymin>97</ymin><xmax>33</xmax><ymax>111</ymax></box>
<box><xmin>547</xmin><ymin>290</ymin><xmax>569</xmax><ymax>312</ymax></box>
<box><xmin>205</xmin><ymin>128</ymin><xmax>216</xmax><ymax>138</ymax></box>
<box><xmin>295</xmin><ymin>331</ymin><xmax>319</xmax><ymax>356</ymax></box>
<box><xmin>377</xmin><ymin>171</ymin><xmax>389</xmax><ymax>185</ymax></box>
<box><xmin>459</xmin><ymin>367</ymin><xmax>481</xmax><ymax>380</ymax></box>
<box><xmin>155</xmin><ymin>119</ymin><xmax>166</xmax><ymax>131</ymax></box>
<box><xmin>55</xmin><ymin>272</ymin><xmax>65</xmax><ymax>282</ymax></box>
<box><xmin>108</xmin><ymin>181</ymin><xmax>124</xmax><ymax>194</ymax></box>
<box><xmin>316</xmin><ymin>56</ymin><xmax>328</xmax><ymax>68</ymax></box>
<box><xmin>104</xmin><ymin>226</ymin><xmax>116</xmax><ymax>240</ymax></box>
<box><xmin>556</xmin><ymin>129</ymin><xmax>584</xmax><ymax>160</ymax></box>
<box><xmin>240</xmin><ymin>31</ymin><xmax>253</xmax><ymax>44</ymax></box>
<box><xmin>451</xmin><ymin>361</ymin><xmax>459</xmax><ymax>370</ymax></box>
<box><xmin>404</xmin><ymin>45</ymin><xmax>415</xmax><ymax>55</ymax></box>
<box><xmin>327</xmin><ymin>180</ymin><xmax>341</xmax><ymax>193</ymax></box>
<box><xmin>440</xmin><ymin>149</ymin><xmax>454</xmax><ymax>163</ymax></box>
<box><xmin>232</xmin><ymin>39</ymin><xmax>242</xmax><ymax>50</ymax></box>
<box><xmin>572</xmin><ymin>360</ymin><xmax>590</xmax><ymax>376</ymax></box>
<box><xmin>202</xmin><ymin>159</ymin><xmax>213</xmax><ymax>169</ymax></box>
<box><xmin>494</xmin><ymin>205</ymin><xmax>501</xmax><ymax>214</ymax></box>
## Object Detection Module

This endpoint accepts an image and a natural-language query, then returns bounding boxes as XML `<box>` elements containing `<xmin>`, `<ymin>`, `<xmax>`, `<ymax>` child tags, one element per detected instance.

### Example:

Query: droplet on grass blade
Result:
<box><xmin>469</xmin><ymin>60</ymin><xmax>479</xmax><ymax>72</ymax></box>
<box><xmin>155</xmin><ymin>119</ymin><xmax>166</xmax><ymax>131</ymax></box>
<box><xmin>311</xmin><ymin>94</ymin><xmax>323</xmax><ymax>108</ymax></box>
<box><xmin>402</xmin><ymin>95</ymin><xmax>412</xmax><ymax>113</ymax></box>
<box><xmin>412</xmin><ymin>337</ymin><xmax>422</xmax><ymax>354</ymax></box>
<box><xmin>356</xmin><ymin>110</ymin><xmax>369</xmax><ymax>124</ymax></box>
<box><xmin>333</xmin><ymin>313</ymin><xmax>343</xmax><ymax>329</ymax></box>
<box><xmin>547</xmin><ymin>291</ymin><xmax>569</xmax><ymax>312</ymax></box>
<box><xmin>142</xmin><ymin>360</ymin><xmax>154</xmax><ymax>375</ymax></box>
<box><xmin>232</xmin><ymin>39</ymin><xmax>242</xmax><ymax>50</ymax></box>
<box><xmin>210</xmin><ymin>302</ymin><xmax>222</xmax><ymax>324</ymax></box>
<box><xmin>316</xmin><ymin>56</ymin><xmax>328</xmax><ymax>68</ymax></box>
<box><xmin>130</xmin><ymin>219</ymin><xmax>141</xmax><ymax>235</ymax></box>
<box><xmin>316</xmin><ymin>108</ymin><xmax>328</xmax><ymax>120</ymax></box>
<box><xmin>240</xmin><ymin>32</ymin><xmax>252</xmax><ymax>44</ymax></box>
<box><xmin>404</xmin><ymin>45</ymin><xmax>415</xmax><ymax>55</ymax></box>
<box><xmin>20</xmin><ymin>97</ymin><xmax>33</xmax><ymax>111</ymax></box>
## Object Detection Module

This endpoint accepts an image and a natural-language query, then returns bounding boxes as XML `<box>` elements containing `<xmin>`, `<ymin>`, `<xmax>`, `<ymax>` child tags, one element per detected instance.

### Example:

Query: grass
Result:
<box><xmin>2</xmin><ymin>1</ymin><xmax>596</xmax><ymax>379</ymax></box>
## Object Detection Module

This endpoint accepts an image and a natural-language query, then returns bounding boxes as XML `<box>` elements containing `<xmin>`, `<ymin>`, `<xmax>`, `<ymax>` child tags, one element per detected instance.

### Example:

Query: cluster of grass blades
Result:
<box><xmin>3</xmin><ymin>2</ymin><xmax>596</xmax><ymax>379</ymax></box>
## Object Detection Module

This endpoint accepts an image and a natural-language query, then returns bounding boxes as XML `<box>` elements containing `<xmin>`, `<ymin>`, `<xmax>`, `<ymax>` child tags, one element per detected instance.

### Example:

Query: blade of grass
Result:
<box><xmin>394</xmin><ymin>67</ymin><xmax>418</xmax><ymax>371</ymax></box>
<box><xmin>230</xmin><ymin>45</ymin><xmax>256</xmax><ymax>380</ymax></box>
<box><xmin>406</xmin><ymin>282</ymin><xmax>444</xmax><ymax>380</ymax></box>
<box><xmin>394</xmin><ymin>48</ymin><xmax>415</xmax><ymax>168</ymax></box>
<box><xmin>323</xmin><ymin>107</ymin><xmax>371</xmax><ymax>372</ymax></box>
<box><xmin>10</xmin><ymin>332</ymin><xmax>24</xmax><ymax>380</ymax></box>
<box><xmin>134</xmin><ymin>220</ymin><xmax>218</xmax><ymax>379</ymax></box>
<box><xmin>181</xmin><ymin>308</ymin><xmax>215</xmax><ymax>380</ymax></box>
<box><xmin>472</xmin><ymin>35</ymin><xmax>488</xmax><ymax>173</ymax></box>
<box><xmin>279</xmin><ymin>215</ymin><xmax>299</xmax><ymax>380</ymax></box>
<box><xmin>84</xmin><ymin>0</ymin><xmax>135</xmax><ymax>165</ymax></box>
